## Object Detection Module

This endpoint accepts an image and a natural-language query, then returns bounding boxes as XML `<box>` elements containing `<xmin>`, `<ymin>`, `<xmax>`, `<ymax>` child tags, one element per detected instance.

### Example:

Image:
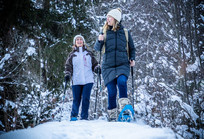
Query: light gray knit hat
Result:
<box><xmin>73</xmin><ymin>35</ymin><xmax>86</xmax><ymax>45</ymax></box>
<box><xmin>107</xmin><ymin>8</ymin><xmax>122</xmax><ymax>22</ymax></box>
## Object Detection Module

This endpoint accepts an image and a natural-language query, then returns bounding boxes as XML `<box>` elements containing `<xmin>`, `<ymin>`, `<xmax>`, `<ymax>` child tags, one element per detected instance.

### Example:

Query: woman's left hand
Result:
<box><xmin>130</xmin><ymin>60</ymin><xmax>135</xmax><ymax>67</ymax></box>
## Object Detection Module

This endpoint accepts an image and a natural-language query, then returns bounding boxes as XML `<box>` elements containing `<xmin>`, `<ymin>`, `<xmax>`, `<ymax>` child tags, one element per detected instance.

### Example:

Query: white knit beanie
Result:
<box><xmin>107</xmin><ymin>8</ymin><xmax>122</xmax><ymax>22</ymax></box>
<box><xmin>73</xmin><ymin>35</ymin><xmax>86</xmax><ymax>45</ymax></box>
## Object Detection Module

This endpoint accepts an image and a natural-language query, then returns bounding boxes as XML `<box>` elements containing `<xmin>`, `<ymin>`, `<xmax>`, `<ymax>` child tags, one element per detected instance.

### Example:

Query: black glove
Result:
<box><xmin>64</xmin><ymin>74</ymin><xmax>70</xmax><ymax>82</ymax></box>
<box><xmin>94</xmin><ymin>66</ymin><xmax>101</xmax><ymax>74</ymax></box>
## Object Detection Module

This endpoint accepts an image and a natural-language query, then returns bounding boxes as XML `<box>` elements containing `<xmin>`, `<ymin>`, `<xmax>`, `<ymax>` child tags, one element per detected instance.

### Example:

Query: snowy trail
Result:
<box><xmin>0</xmin><ymin>120</ymin><xmax>175</xmax><ymax>139</ymax></box>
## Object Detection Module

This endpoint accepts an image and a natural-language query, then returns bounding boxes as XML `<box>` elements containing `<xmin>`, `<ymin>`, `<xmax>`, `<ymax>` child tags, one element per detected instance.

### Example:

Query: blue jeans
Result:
<box><xmin>71</xmin><ymin>83</ymin><xmax>93</xmax><ymax>120</ymax></box>
<box><xmin>106</xmin><ymin>75</ymin><xmax>128</xmax><ymax>110</ymax></box>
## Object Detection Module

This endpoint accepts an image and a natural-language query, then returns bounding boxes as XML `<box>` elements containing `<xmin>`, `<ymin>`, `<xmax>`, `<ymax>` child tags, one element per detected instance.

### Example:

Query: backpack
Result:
<box><xmin>102</xmin><ymin>28</ymin><xmax>129</xmax><ymax>59</ymax></box>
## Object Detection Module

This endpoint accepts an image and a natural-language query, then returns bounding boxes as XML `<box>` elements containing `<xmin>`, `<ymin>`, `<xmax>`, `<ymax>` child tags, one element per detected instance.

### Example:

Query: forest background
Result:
<box><xmin>0</xmin><ymin>0</ymin><xmax>203</xmax><ymax>138</ymax></box>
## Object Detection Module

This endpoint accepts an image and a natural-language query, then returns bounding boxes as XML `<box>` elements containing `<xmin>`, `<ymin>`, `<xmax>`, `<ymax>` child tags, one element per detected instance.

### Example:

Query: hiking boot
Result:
<box><xmin>118</xmin><ymin>98</ymin><xmax>130</xmax><ymax>112</ymax></box>
<box><xmin>107</xmin><ymin>108</ymin><xmax>117</xmax><ymax>122</ymax></box>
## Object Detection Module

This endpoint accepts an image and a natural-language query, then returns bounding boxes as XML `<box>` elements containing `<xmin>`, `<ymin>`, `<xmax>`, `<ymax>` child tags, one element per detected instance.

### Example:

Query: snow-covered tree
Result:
<box><xmin>0</xmin><ymin>0</ymin><xmax>203</xmax><ymax>138</ymax></box>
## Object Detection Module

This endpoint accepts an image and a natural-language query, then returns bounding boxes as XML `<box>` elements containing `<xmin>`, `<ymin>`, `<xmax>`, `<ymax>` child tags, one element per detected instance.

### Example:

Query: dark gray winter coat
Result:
<box><xmin>94</xmin><ymin>25</ymin><xmax>135</xmax><ymax>86</ymax></box>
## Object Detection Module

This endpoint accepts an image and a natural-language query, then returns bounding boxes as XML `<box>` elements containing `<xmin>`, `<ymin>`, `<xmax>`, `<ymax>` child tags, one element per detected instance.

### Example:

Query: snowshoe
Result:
<box><xmin>118</xmin><ymin>104</ymin><xmax>134</xmax><ymax>122</ymax></box>
<box><xmin>70</xmin><ymin>117</ymin><xmax>78</xmax><ymax>121</ymax></box>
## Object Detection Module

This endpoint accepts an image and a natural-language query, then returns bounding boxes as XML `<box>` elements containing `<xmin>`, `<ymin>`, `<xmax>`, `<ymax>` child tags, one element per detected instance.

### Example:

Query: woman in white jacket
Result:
<box><xmin>65</xmin><ymin>35</ymin><xmax>100</xmax><ymax>121</ymax></box>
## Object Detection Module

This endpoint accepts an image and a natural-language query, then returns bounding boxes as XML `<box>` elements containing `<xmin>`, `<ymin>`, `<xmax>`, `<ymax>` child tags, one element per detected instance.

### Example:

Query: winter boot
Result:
<box><xmin>107</xmin><ymin>108</ymin><xmax>117</xmax><ymax>122</ymax></box>
<box><xmin>118</xmin><ymin>98</ymin><xmax>131</xmax><ymax>112</ymax></box>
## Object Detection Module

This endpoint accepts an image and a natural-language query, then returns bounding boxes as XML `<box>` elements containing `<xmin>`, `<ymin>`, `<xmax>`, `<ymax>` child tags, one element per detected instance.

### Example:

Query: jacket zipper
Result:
<box><xmin>115</xmin><ymin>32</ymin><xmax>118</xmax><ymax>77</ymax></box>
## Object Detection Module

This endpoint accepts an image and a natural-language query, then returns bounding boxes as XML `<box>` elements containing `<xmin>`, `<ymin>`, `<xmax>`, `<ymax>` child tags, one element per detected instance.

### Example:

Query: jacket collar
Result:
<box><xmin>108</xmin><ymin>23</ymin><xmax>124</xmax><ymax>31</ymax></box>
<box><xmin>74</xmin><ymin>46</ymin><xmax>87</xmax><ymax>52</ymax></box>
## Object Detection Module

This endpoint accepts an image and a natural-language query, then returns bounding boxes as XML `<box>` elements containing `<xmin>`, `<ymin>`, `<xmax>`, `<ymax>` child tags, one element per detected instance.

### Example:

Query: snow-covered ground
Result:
<box><xmin>0</xmin><ymin>119</ymin><xmax>176</xmax><ymax>139</ymax></box>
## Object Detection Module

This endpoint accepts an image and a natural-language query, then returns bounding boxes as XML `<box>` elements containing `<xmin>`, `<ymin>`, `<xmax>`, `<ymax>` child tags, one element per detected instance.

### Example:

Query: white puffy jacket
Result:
<box><xmin>65</xmin><ymin>46</ymin><xmax>98</xmax><ymax>85</ymax></box>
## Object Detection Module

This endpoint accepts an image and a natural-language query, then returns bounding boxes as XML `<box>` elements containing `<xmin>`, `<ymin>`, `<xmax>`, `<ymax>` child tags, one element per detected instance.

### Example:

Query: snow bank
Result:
<box><xmin>0</xmin><ymin>120</ymin><xmax>175</xmax><ymax>139</ymax></box>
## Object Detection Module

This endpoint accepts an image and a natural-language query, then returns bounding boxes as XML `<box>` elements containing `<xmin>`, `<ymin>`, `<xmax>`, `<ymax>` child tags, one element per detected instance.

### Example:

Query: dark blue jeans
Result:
<box><xmin>106</xmin><ymin>75</ymin><xmax>128</xmax><ymax>110</ymax></box>
<box><xmin>71</xmin><ymin>83</ymin><xmax>93</xmax><ymax>120</ymax></box>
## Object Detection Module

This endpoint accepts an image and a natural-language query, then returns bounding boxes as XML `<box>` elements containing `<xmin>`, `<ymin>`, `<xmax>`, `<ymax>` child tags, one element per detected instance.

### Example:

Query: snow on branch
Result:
<box><xmin>157</xmin><ymin>82</ymin><xmax>183</xmax><ymax>96</ymax></box>
<box><xmin>170</xmin><ymin>95</ymin><xmax>199</xmax><ymax>124</ymax></box>
<box><xmin>26</xmin><ymin>47</ymin><xmax>36</xmax><ymax>56</ymax></box>
<box><xmin>0</xmin><ymin>54</ymin><xmax>11</xmax><ymax>69</ymax></box>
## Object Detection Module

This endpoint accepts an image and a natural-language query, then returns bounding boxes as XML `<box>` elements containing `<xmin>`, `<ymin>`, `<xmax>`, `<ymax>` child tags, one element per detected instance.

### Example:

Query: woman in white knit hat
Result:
<box><xmin>94</xmin><ymin>8</ymin><xmax>135</xmax><ymax>121</ymax></box>
<box><xmin>65</xmin><ymin>34</ymin><xmax>100</xmax><ymax>121</ymax></box>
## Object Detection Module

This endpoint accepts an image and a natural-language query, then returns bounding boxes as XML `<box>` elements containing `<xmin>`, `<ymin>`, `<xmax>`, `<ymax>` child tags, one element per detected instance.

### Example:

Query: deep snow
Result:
<box><xmin>0</xmin><ymin>119</ymin><xmax>176</xmax><ymax>139</ymax></box>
